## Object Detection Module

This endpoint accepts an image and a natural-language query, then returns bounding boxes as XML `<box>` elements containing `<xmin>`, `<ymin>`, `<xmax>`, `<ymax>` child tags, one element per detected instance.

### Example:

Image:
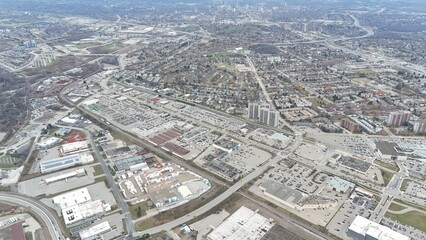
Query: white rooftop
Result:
<box><xmin>349</xmin><ymin>215</ymin><xmax>410</xmax><ymax>240</ymax></box>
<box><xmin>207</xmin><ymin>206</ymin><xmax>274</xmax><ymax>240</ymax></box>
<box><xmin>79</xmin><ymin>221</ymin><xmax>111</xmax><ymax>240</ymax></box>
<box><xmin>53</xmin><ymin>187</ymin><xmax>91</xmax><ymax>209</ymax></box>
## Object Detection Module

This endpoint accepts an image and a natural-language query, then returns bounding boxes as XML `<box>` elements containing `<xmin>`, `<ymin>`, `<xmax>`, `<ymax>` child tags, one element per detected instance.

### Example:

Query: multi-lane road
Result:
<box><xmin>0</xmin><ymin>192</ymin><xmax>64</xmax><ymax>240</ymax></box>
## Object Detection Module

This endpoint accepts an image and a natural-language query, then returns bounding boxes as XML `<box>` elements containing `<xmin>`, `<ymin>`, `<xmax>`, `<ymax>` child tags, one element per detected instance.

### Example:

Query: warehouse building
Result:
<box><xmin>79</xmin><ymin>221</ymin><xmax>111</xmax><ymax>240</ymax></box>
<box><xmin>60</xmin><ymin>140</ymin><xmax>89</xmax><ymax>155</ymax></box>
<box><xmin>348</xmin><ymin>216</ymin><xmax>410</xmax><ymax>240</ymax></box>
<box><xmin>39</xmin><ymin>154</ymin><xmax>94</xmax><ymax>174</ymax></box>
<box><xmin>40</xmin><ymin>154</ymin><xmax>82</xmax><ymax>174</ymax></box>
<box><xmin>207</xmin><ymin>206</ymin><xmax>274</xmax><ymax>240</ymax></box>
<box><xmin>52</xmin><ymin>188</ymin><xmax>111</xmax><ymax>227</ymax></box>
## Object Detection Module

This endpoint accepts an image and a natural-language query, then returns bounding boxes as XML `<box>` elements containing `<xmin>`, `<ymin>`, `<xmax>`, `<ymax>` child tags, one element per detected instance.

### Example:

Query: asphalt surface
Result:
<box><xmin>0</xmin><ymin>192</ymin><xmax>64</xmax><ymax>240</ymax></box>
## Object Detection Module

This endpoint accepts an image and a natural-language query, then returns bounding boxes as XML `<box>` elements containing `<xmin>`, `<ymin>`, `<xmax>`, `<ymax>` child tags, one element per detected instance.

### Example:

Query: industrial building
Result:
<box><xmin>42</xmin><ymin>168</ymin><xmax>86</xmax><ymax>184</ymax></box>
<box><xmin>52</xmin><ymin>187</ymin><xmax>111</xmax><ymax>227</ymax></box>
<box><xmin>327</xmin><ymin>177</ymin><xmax>355</xmax><ymax>194</ymax></box>
<box><xmin>79</xmin><ymin>222</ymin><xmax>112</xmax><ymax>240</ymax></box>
<box><xmin>113</xmin><ymin>154</ymin><xmax>153</xmax><ymax>171</ymax></box>
<box><xmin>386</xmin><ymin>111</ymin><xmax>412</xmax><ymax>127</ymax></box>
<box><xmin>60</xmin><ymin>140</ymin><xmax>89</xmax><ymax>155</ymax></box>
<box><xmin>37</xmin><ymin>137</ymin><xmax>61</xmax><ymax>149</ymax></box>
<box><xmin>207</xmin><ymin>206</ymin><xmax>275</xmax><ymax>240</ymax></box>
<box><xmin>39</xmin><ymin>154</ymin><xmax>82</xmax><ymax>173</ymax></box>
<box><xmin>348</xmin><ymin>216</ymin><xmax>410</xmax><ymax>240</ymax></box>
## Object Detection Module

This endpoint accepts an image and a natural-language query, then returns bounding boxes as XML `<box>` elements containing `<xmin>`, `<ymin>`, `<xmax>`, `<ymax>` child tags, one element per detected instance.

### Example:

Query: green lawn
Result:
<box><xmin>385</xmin><ymin>211</ymin><xmax>426</xmax><ymax>232</ymax></box>
<box><xmin>0</xmin><ymin>154</ymin><xmax>19</xmax><ymax>168</ymax></box>
<box><xmin>307</xmin><ymin>97</ymin><xmax>326</xmax><ymax>108</ymax></box>
<box><xmin>374</xmin><ymin>159</ymin><xmax>399</xmax><ymax>172</ymax></box>
<box><xmin>92</xmin><ymin>164</ymin><xmax>104</xmax><ymax>176</ymax></box>
<box><xmin>74</xmin><ymin>42</ymin><xmax>98</xmax><ymax>49</ymax></box>
<box><xmin>101</xmin><ymin>43</ymin><xmax>123</xmax><ymax>53</ymax></box>
<box><xmin>388</xmin><ymin>203</ymin><xmax>407</xmax><ymax>212</ymax></box>
<box><xmin>355</xmin><ymin>69</ymin><xmax>374</xmax><ymax>75</ymax></box>
<box><xmin>400</xmin><ymin>178</ymin><xmax>410</xmax><ymax>191</ymax></box>
<box><xmin>394</xmin><ymin>199</ymin><xmax>426</xmax><ymax>212</ymax></box>
<box><xmin>129</xmin><ymin>202</ymin><xmax>148</xmax><ymax>219</ymax></box>
<box><xmin>381</xmin><ymin>169</ymin><xmax>394</xmax><ymax>186</ymax></box>
<box><xmin>135</xmin><ymin>219</ymin><xmax>153</xmax><ymax>231</ymax></box>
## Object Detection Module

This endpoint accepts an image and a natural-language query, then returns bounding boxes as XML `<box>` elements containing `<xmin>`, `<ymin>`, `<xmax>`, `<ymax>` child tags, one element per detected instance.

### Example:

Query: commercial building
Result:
<box><xmin>39</xmin><ymin>154</ymin><xmax>82</xmax><ymax>174</ymax></box>
<box><xmin>341</xmin><ymin>118</ymin><xmax>360</xmax><ymax>132</ymax></box>
<box><xmin>375</xmin><ymin>141</ymin><xmax>407</xmax><ymax>161</ymax></box>
<box><xmin>348</xmin><ymin>215</ymin><xmax>410</xmax><ymax>240</ymax></box>
<box><xmin>386</xmin><ymin>111</ymin><xmax>412</xmax><ymax>127</ymax></box>
<box><xmin>60</xmin><ymin>141</ymin><xmax>89</xmax><ymax>155</ymax></box>
<box><xmin>207</xmin><ymin>206</ymin><xmax>275</xmax><ymax>240</ymax></box>
<box><xmin>327</xmin><ymin>177</ymin><xmax>355</xmax><ymax>194</ymax></box>
<box><xmin>413</xmin><ymin>118</ymin><xmax>426</xmax><ymax>134</ymax></box>
<box><xmin>259</xmin><ymin>180</ymin><xmax>306</xmax><ymax>209</ymax></box>
<box><xmin>79</xmin><ymin>222</ymin><xmax>112</xmax><ymax>240</ymax></box>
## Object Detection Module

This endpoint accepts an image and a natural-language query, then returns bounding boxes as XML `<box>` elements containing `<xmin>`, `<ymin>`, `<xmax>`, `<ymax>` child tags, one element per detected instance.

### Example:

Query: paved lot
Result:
<box><xmin>18</xmin><ymin>164</ymin><xmax>98</xmax><ymax>197</ymax></box>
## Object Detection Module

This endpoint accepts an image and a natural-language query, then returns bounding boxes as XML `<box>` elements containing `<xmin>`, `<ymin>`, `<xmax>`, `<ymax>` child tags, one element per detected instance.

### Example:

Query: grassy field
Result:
<box><xmin>307</xmin><ymin>97</ymin><xmax>326</xmax><ymax>108</ymax></box>
<box><xmin>394</xmin><ymin>199</ymin><xmax>426</xmax><ymax>212</ymax></box>
<box><xmin>0</xmin><ymin>154</ymin><xmax>19</xmax><ymax>168</ymax></box>
<box><xmin>374</xmin><ymin>159</ymin><xmax>399</xmax><ymax>172</ymax></box>
<box><xmin>103</xmin><ymin>43</ymin><xmax>123</xmax><ymax>52</ymax></box>
<box><xmin>92</xmin><ymin>164</ymin><xmax>104</xmax><ymax>176</ymax></box>
<box><xmin>385</xmin><ymin>211</ymin><xmax>426</xmax><ymax>232</ymax></box>
<box><xmin>400</xmin><ymin>178</ymin><xmax>410</xmax><ymax>191</ymax></box>
<box><xmin>381</xmin><ymin>169</ymin><xmax>394</xmax><ymax>186</ymax></box>
<box><xmin>355</xmin><ymin>69</ymin><xmax>374</xmax><ymax>75</ymax></box>
<box><xmin>135</xmin><ymin>219</ymin><xmax>153</xmax><ymax>231</ymax></box>
<box><xmin>74</xmin><ymin>42</ymin><xmax>98</xmax><ymax>49</ymax></box>
<box><xmin>352</xmin><ymin>77</ymin><xmax>369</xmax><ymax>84</ymax></box>
<box><xmin>129</xmin><ymin>202</ymin><xmax>148</xmax><ymax>220</ymax></box>
<box><xmin>388</xmin><ymin>203</ymin><xmax>407</xmax><ymax>212</ymax></box>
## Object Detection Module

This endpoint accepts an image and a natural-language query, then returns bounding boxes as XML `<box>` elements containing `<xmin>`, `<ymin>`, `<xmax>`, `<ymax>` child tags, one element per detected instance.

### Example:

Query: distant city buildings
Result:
<box><xmin>340</xmin><ymin>118</ymin><xmax>359</xmax><ymax>132</ymax></box>
<box><xmin>247</xmin><ymin>102</ymin><xmax>279</xmax><ymax>127</ymax></box>
<box><xmin>387</xmin><ymin>111</ymin><xmax>412</xmax><ymax>127</ymax></box>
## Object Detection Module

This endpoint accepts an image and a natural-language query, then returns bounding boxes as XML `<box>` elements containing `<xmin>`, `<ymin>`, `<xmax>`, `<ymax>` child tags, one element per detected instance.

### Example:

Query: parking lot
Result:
<box><xmin>18</xmin><ymin>164</ymin><xmax>98</xmax><ymax>197</ymax></box>
<box><xmin>381</xmin><ymin>217</ymin><xmax>426</xmax><ymax>240</ymax></box>
<box><xmin>326</xmin><ymin>190</ymin><xmax>378</xmax><ymax>239</ymax></box>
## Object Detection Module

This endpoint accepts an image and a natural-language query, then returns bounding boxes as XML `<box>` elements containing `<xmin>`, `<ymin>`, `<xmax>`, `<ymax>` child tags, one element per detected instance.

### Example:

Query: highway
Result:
<box><xmin>57</xmin><ymin>124</ymin><xmax>135</xmax><ymax>238</ymax></box>
<box><xmin>0</xmin><ymin>192</ymin><xmax>64</xmax><ymax>240</ymax></box>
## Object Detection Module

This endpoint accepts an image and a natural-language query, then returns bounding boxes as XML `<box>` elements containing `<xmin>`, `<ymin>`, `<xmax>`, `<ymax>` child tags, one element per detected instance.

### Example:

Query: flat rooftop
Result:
<box><xmin>261</xmin><ymin>180</ymin><xmax>305</xmax><ymax>204</ymax></box>
<box><xmin>375</xmin><ymin>141</ymin><xmax>405</xmax><ymax>157</ymax></box>
<box><xmin>207</xmin><ymin>206</ymin><xmax>274</xmax><ymax>240</ymax></box>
